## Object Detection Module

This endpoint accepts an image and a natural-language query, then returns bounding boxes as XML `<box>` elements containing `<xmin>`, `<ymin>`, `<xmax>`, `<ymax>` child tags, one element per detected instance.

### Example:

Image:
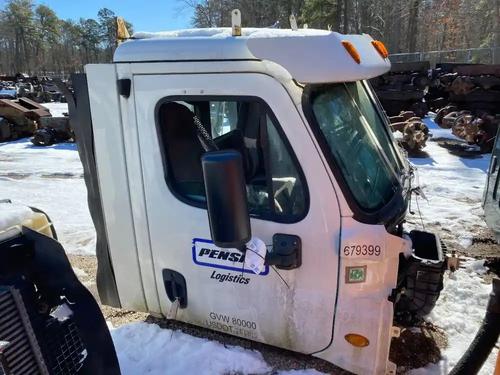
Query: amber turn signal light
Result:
<box><xmin>345</xmin><ymin>333</ymin><xmax>370</xmax><ymax>347</ymax></box>
<box><xmin>341</xmin><ymin>41</ymin><xmax>361</xmax><ymax>64</ymax></box>
<box><xmin>371</xmin><ymin>40</ymin><xmax>389</xmax><ymax>59</ymax></box>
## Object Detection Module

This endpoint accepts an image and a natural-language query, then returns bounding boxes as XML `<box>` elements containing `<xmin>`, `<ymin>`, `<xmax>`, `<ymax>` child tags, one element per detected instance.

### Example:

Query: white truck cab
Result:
<box><xmin>67</xmin><ymin>27</ymin><xmax>446</xmax><ymax>374</ymax></box>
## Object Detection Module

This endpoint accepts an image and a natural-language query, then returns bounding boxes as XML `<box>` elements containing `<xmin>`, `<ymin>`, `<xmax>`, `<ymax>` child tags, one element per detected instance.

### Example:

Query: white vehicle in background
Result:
<box><xmin>65</xmin><ymin>18</ymin><xmax>451</xmax><ymax>374</ymax></box>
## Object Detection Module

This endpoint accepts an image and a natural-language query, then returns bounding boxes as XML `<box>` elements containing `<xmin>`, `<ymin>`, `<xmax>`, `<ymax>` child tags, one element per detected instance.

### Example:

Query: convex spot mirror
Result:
<box><xmin>201</xmin><ymin>150</ymin><xmax>251</xmax><ymax>249</ymax></box>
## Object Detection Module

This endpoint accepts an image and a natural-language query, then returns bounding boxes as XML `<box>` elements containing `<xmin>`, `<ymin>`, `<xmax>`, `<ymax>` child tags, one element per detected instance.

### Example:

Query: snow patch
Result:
<box><xmin>466</xmin><ymin>258</ymin><xmax>488</xmax><ymax>275</ymax></box>
<box><xmin>0</xmin><ymin>134</ymin><xmax>95</xmax><ymax>255</ymax></box>
<box><xmin>42</xmin><ymin>102</ymin><xmax>69</xmax><ymax>117</ymax></box>
<box><xmin>410</xmin><ymin>260</ymin><xmax>498</xmax><ymax>374</ymax></box>
<box><xmin>408</xmin><ymin>118</ymin><xmax>490</xmax><ymax>248</ymax></box>
<box><xmin>110</xmin><ymin>322</ymin><xmax>271</xmax><ymax>375</ymax></box>
<box><xmin>133</xmin><ymin>27</ymin><xmax>330</xmax><ymax>40</ymax></box>
<box><xmin>0</xmin><ymin>201</ymin><xmax>33</xmax><ymax>230</ymax></box>
<box><xmin>424</xmin><ymin>117</ymin><xmax>463</xmax><ymax>142</ymax></box>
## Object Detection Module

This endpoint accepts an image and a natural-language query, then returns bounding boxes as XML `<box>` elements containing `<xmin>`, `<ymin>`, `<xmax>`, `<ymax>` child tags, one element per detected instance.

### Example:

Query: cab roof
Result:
<box><xmin>113</xmin><ymin>28</ymin><xmax>391</xmax><ymax>84</ymax></box>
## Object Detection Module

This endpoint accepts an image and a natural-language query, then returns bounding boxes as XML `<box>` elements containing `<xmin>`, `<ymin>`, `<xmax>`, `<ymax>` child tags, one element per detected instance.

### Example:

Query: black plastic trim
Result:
<box><xmin>65</xmin><ymin>74</ymin><xmax>121</xmax><ymax>308</ymax></box>
<box><xmin>117</xmin><ymin>78</ymin><xmax>131</xmax><ymax>98</ymax></box>
<box><xmin>301</xmin><ymin>84</ymin><xmax>407</xmax><ymax>227</ymax></box>
<box><xmin>154</xmin><ymin>95</ymin><xmax>310</xmax><ymax>224</ymax></box>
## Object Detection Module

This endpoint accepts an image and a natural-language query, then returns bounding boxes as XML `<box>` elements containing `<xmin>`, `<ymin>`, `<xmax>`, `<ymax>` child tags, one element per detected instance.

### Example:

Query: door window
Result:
<box><xmin>157</xmin><ymin>98</ymin><xmax>308</xmax><ymax>222</ymax></box>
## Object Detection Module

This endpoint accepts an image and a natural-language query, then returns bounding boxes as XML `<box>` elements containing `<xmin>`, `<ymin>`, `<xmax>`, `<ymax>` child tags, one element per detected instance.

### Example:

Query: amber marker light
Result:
<box><xmin>341</xmin><ymin>40</ymin><xmax>361</xmax><ymax>64</ymax></box>
<box><xmin>372</xmin><ymin>40</ymin><xmax>389</xmax><ymax>59</ymax></box>
<box><xmin>344</xmin><ymin>333</ymin><xmax>370</xmax><ymax>347</ymax></box>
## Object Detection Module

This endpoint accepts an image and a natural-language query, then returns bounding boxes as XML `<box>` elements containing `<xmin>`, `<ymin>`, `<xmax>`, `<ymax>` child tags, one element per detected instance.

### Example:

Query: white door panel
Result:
<box><xmin>133</xmin><ymin>72</ymin><xmax>341</xmax><ymax>353</ymax></box>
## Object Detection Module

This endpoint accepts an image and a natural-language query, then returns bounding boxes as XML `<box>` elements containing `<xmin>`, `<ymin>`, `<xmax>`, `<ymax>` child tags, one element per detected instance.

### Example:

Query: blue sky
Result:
<box><xmin>1</xmin><ymin>0</ymin><xmax>194</xmax><ymax>31</ymax></box>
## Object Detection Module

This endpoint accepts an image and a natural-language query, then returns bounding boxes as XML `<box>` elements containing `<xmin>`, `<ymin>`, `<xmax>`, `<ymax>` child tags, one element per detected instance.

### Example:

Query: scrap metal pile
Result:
<box><xmin>388</xmin><ymin>111</ymin><xmax>429</xmax><ymax>151</ymax></box>
<box><xmin>0</xmin><ymin>73</ymin><xmax>73</xmax><ymax>146</ymax></box>
<box><xmin>434</xmin><ymin>105</ymin><xmax>499</xmax><ymax>153</ymax></box>
<box><xmin>0</xmin><ymin>73</ymin><xmax>65</xmax><ymax>102</ymax></box>
<box><xmin>0</xmin><ymin>98</ymin><xmax>73</xmax><ymax>146</ymax></box>
<box><xmin>372</xmin><ymin>63</ymin><xmax>500</xmax><ymax>154</ymax></box>
<box><xmin>370</xmin><ymin>61</ymin><xmax>430</xmax><ymax>118</ymax></box>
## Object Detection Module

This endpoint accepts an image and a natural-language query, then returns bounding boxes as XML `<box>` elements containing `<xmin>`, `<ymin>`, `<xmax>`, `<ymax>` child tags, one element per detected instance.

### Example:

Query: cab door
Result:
<box><xmin>133</xmin><ymin>72</ymin><xmax>341</xmax><ymax>353</ymax></box>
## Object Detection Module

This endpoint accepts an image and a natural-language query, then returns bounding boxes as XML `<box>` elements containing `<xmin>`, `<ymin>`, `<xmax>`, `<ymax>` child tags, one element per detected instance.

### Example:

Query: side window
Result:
<box><xmin>266</xmin><ymin>117</ymin><xmax>306</xmax><ymax>218</ymax></box>
<box><xmin>157</xmin><ymin>98</ymin><xmax>308</xmax><ymax>222</ymax></box>
<box><xmin>210</xmin><ymin>101</ymin><xmax>238</xmax><ymax>137</ymax></box>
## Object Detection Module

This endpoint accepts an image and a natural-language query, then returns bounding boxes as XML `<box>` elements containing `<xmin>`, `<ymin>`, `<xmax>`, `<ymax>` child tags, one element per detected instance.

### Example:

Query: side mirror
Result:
<box><xmin>201</xmin><ymin>150</ymin><xmax>251</xmax><ymax>249</ymax></box>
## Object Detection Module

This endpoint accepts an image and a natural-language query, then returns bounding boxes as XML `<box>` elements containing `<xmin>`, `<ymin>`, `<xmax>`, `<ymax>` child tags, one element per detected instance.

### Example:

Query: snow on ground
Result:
<box><xmin>109</xmin><ymin>260</ymin><xmax>497</xmax><ymax>375</ymax></box>
<box><xmin>110</xmin><ymin>321</ymin><xmax>325</xmax><ymax>375</ymax></box>
<box><xmin>407</xmin><ymin>118</ymin><xmax>490</xmax><ymax>248</ymax></box>
<box><xmin>42</xmin><ymin>101</ymin><xmax>69</xmax><ymax>117</ymax></box>
<box><xmin>0</xmin><ymin>127</ymin><xmax>96</xmax><ymax>254</ymax></box>
<box><xmin>110</xmin><ymin>322</ymin><xmax>271</xmax><ymax>375</ymax></box>
<box><xmin>410</xmin><ymin>259</ymin><xmax>498</xmax><ymax>375</ymax></box>
<box><xmin>0</xmin><ymin>110</ymin><xmax>497</xmax><ymax>374</ymax></box>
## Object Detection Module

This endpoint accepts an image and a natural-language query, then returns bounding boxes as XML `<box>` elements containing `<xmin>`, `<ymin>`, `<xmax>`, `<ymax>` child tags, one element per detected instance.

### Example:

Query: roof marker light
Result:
<box><xmin>341</xmin><ymin>41</ymin><xmax>361</xmax><ymax>64</ymax></box>
<box><xmin>372</xmin><ymin>40</ymin><xmax>389</xmax><ymax>59</ymax></box>
<box><xmin>345</xmin><ymin>333</ymin><xmax>370</xmax><ymax>347</ymax></box>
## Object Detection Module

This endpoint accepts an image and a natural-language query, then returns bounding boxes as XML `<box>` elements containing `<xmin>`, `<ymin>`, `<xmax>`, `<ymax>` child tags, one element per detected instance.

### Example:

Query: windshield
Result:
<box><xmin>310</xmin><ymin>82</ymin><xmax>402</xmax><ymax>212</ymax></box>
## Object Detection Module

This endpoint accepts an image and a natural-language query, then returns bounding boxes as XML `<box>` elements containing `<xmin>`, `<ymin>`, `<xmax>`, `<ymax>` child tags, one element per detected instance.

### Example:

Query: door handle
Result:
<box><xmin>162</xmin><ymin>269</ymin><xmax>187</xmax><ymax>308</ymax></box>
<box><xmin>265</xmin><ymin>233</ymin><xmax>301</xmax><ymax>270</ymax></box>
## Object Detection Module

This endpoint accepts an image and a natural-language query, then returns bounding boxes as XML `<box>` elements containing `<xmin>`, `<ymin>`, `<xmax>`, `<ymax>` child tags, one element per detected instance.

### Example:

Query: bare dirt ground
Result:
<box><xmin>69</xmin><ymin>241</ymin><xmax>487</xmax><ymax>375</ymax></box>
<box><xmin>67</xmin><ymin>194</ymin><xmax>499</xmax><ymax>375</ymax></box>
<box><xmin>68</xmin><ymin>254</ymin><xmax>347</xmax><ymax>374</ymax></box>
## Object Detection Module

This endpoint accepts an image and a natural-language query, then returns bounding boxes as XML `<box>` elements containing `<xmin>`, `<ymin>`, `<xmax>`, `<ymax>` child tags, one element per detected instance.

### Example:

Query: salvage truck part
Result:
<box><xmin>388</xmin><ymin>111</ymin><xmax>429</xmax><ymax>152</ymax></box>
<box><xmin>65</xmin><ymin>24</ymin><xmax>452</xmax><ymax>374</ymax></box>
<box><xmin>0</xmin><ymin>202</ymin><xmax>120</xmax><ymax>375</ymax></box>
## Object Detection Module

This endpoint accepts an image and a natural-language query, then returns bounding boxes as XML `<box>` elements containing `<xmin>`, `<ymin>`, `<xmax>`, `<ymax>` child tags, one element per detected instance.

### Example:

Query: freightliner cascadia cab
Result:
<box><xmin>68</xmin><ymin>25</ymin><xmax>447</xmax><ymax>375</ymax></box>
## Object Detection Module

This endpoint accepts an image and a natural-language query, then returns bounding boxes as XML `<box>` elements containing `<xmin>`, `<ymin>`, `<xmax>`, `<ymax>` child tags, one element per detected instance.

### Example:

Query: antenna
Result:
<box><xmin>232</xmin><ymin>9</ymin><xmax>242</xmax><ymax>36</ymax></box>
<box><xmin>289</xmin><ymin>14</ymin><xmax>298</xmax><ymax>31</ymax></box>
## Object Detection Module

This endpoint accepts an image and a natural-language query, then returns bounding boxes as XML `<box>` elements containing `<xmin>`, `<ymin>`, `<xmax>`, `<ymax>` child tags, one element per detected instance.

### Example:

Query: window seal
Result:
<box><xmin>154</xmin><ymin>95</ymin><xmax>310</xmax><ymax>224</ymax></box>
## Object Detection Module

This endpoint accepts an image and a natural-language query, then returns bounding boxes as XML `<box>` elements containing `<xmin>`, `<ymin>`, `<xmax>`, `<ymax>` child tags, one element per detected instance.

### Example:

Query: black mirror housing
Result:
<box><xmin>201</xmin><ymin>150</ymin><xmax>251</xmax><ymax>249</ymax></box>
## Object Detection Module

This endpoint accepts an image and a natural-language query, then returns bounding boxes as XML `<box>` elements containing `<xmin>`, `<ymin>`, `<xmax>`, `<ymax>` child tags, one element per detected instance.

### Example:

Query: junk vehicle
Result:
<box><xmin>1</xmin><ymin>15</ymin><xmax>497</xmax><ymax>375</ymax></box>
<box><xmin>64</xmin><ymin>21</ymin><xmax>450</xmax><ymax>375</ymax></box>
<box><xmin>0</xmin><ymin>201</ymin><xmax>120</xmax><ymax>375</ymax></box>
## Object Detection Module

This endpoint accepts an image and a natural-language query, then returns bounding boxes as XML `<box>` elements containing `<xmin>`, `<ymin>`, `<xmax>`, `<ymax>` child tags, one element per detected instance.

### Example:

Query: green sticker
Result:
<box><xmin>346</xmin><ymin>266</ymin><xmax>366</xmax><ymax>283</ymax></box>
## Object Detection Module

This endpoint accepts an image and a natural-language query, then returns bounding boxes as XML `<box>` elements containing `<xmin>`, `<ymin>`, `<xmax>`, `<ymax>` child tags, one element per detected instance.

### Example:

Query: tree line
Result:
<box><xmin>1</xmin><ymin>0</ymin><xmax>499</xmax><ymax>75</ymax></box>
<box><xmin>186</xmin><ymin>0</ymin><xmax>499</xmax><ymax>55</ymax></box>
<box><xmin>0</xmin><ymin>0</ymin><xmax>132</xmax><ymax>76</ymax></box>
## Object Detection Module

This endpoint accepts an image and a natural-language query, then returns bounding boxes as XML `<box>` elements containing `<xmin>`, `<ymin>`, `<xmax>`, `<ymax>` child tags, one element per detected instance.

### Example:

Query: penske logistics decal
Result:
<box><xmin>192</xmin><ymin>238</ymin><xmax>269</xmax><ymax>276</ymax></box>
